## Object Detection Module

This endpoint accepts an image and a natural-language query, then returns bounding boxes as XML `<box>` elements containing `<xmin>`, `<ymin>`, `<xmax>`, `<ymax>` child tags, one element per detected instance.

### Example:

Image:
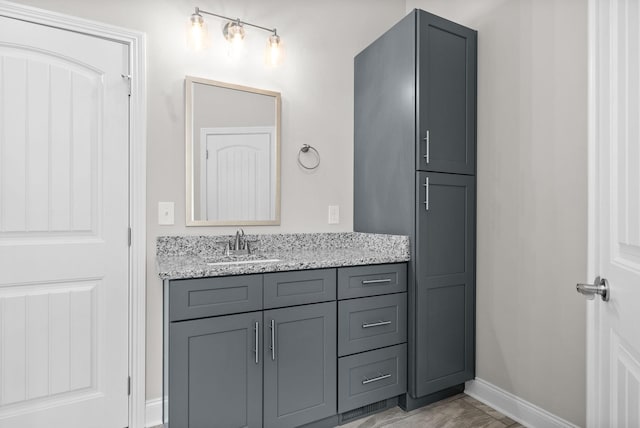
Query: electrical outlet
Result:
<box><xmin>158</xmin><ymin>202</ymin><xmax>175</xmax><ymax>225</ymax></box>
<box><xmin>328</xmin><ymin>205</ymin><xmax>339</xmax><ymax>224</ymax></box>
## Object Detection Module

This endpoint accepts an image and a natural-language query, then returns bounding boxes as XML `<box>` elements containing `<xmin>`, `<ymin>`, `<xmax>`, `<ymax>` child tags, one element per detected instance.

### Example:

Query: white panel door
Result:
<box><xmin>203</xmin><ymin>127</ymin><xmax>275</xmax><ymax>221</ymax></box>
<box><xmin>0</xmin><ymin>14</ymin><xmax>129</xmax><ymax>428</ymax></box>
<box><xmin>587</xmin><ymin>0</ymin><xmax>640</xmax><ymax>426</ymax></box>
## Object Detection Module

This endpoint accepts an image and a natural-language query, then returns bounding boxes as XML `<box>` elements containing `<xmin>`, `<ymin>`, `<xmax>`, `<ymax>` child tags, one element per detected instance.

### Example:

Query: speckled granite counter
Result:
<box><xmin>157</xmin><ymin>232</ymin><xmax>410</xmax><ymax>280</ymax></box>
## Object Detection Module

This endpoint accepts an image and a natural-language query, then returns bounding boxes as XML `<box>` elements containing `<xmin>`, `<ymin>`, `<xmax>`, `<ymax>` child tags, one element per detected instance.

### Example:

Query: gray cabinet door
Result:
<box><xmin>416</xmin><ymin>10</ymin><xmax>477</xmax><ymax>175</ymax></box>
<box><xmin>169</xmin><ymin>312</ymin><xmax>263</xmax><ymax>428</ymax></box>
<box><xmin>263</xmin><ymin>302</ymin><xmax>337</xmax><ymax>428</ymax></box>
<box><xmin>415</xmin><ymin>172</ymin><xmax>475</xmax><ymax>396</ymax></box>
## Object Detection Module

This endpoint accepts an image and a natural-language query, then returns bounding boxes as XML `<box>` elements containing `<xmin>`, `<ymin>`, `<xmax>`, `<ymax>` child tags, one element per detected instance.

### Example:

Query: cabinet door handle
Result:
<box><xmin>362</xmin><ymin>320</ymin><xmax>392</xmax><ymax>329</ymax></box>
<box><xmin>254</xmin><ymin>321</ymin><xmax>259</xmax><ymax>364</ymax></box>
<box><xmin>423</xmin><ymin>130</ymin><xmax>430</xmax><ymax>164</ymax></box>
<box><xmin>362</xmin><ymin>373</ymin><xmax>391</xmax><ymax>385</ymax></box>
<box><xmin>269</xmin><ymin>319</ymin><xmax>276</xmax><ymax>361</ymax></box>
<box><xmin>361</xmin><ymin>278</ymin><xmax>391</xmax><ymax>285</ymax></box>
<box><xmin>423</xmin><ymin>177</ymin><xmax>430</xmax><ymax>211</ymax></box>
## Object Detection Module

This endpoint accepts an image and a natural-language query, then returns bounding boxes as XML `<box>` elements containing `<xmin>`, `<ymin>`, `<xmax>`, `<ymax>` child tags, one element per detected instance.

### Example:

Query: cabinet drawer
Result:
<box><xmin>338</xmin><ymin>263</ymin><xmax>407</xmax><ymax>299</ymax></box>
<box><xmin>338</xmin><ymin>293</ymin><xmax>407</xmax><ymax>356</ymax></box>
<box><xmin>263</xmin><ymin>269</ymin><xmax>336</xmax><ymax>309</ymax></box>
<box><xmin>338</xmin><ymin>344</ymin><xmax>407</xmax><ymax>413</ymax></box>
<box><xmin>169</xmin><ymin>275</ymin><xmax>262</xmax><ymax>321</ymax></box>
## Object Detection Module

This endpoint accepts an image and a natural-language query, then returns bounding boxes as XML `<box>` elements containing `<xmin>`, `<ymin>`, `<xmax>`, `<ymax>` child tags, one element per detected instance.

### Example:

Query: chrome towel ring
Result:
<box><xmin>297</xmin><ymin>144</ymin><xmax>320</xmax><ymax>170</ymax></box>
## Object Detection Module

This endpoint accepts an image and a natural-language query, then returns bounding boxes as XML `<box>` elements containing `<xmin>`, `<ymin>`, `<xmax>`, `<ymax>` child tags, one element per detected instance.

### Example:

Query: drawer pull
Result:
<box><xmin>269</xmin><ymin>319</ymin><xmax>276</xmax><ymax>361</ymax></box>
<box><xmin>423</xmin><ymin>177</ymin><xmax>430</xmax><ymax>211</ymax></box>
<box><xmin>361</xmin><ymin>278</ymin><xmax>392</xmax><ymax>285</ymax></box>
<box><xmin>362</xmin><ymin>320</ymin><xmax>392</xmax><ymax>329</ymax></box>
<box><xmin>362</xmin><ymin>373</ymin><xmax>391</xmax><ymax>385</ymax></box>
<box><xmin>423</xmin><ymin>130</ymin><xmax>430</xmax><ymax>164</ymax></box>
<box><xmin>254</xmin><ymin>321</ymin><xmax>259</xmax><ymax>364</ymax></box>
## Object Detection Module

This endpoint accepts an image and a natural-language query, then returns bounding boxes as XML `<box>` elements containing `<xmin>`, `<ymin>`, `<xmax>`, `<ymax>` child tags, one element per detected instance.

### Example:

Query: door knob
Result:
<box><xmin>576</xmin><ymin>276</ymin><xmax>609</xmax><ymax>301</ymax></box>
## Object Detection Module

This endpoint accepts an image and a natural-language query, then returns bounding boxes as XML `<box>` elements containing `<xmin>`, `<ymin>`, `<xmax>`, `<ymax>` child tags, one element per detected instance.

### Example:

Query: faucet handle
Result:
<box><xmin>239</xmin><ymin>229</ymin><xmax>246</xmax><ymax>249</ymax></box>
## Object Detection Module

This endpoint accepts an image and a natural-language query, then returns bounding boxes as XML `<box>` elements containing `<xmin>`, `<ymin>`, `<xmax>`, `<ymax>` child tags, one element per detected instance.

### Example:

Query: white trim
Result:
<box><xmin>465</xmin><ymin>379</ymin><xmax>580</xmax><ymax>428</ymax></box>
<box><xmin>145</xmin><ymin>398</ymin><xmax>163</xmax><ymax>428</ymax></box>
<box><xmin>0</xmin><ymin>2</ymin><xmax>148</xmax><ymax>428</ymax></box>
<box><xmin>586</xmin><ymin>0</ymin><xmax>598</xmax><ymax>427</ymax></box>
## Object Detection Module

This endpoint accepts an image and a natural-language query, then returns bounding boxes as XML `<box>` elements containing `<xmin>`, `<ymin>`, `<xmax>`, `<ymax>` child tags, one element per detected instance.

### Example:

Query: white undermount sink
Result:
<box><xmin>204</xmin><ymin>255</ymin><xmax>280</xmax><ymax>266</ymax></box>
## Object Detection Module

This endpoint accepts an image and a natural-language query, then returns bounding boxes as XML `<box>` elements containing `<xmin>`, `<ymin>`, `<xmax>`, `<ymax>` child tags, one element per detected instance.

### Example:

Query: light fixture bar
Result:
<box><xmin>195</xmin><ymin>7</ymin><xmax>277</xmax><ymax>35</ymax></box>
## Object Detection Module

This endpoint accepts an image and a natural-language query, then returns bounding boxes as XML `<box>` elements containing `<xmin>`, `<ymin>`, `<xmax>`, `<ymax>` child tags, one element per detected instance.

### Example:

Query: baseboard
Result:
<box><xmin>145</xmin><ymin>397</ymin><xmax>164</xmax><ymax>428</ymax></box>
<box><xmin>465</xmin><ymin>378</ymin><xmax>580</xmax><ymax>428</ymax></box>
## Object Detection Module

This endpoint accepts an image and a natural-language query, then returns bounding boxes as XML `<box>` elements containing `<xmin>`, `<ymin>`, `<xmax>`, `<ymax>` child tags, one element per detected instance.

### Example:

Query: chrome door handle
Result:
<box><xmin>423</xmin><ymin>178</ymin><xmax>429</xmax><ymax>211</ymax></box>
<box><xmin>361</xmin><ymin>278</ymin><xmax>391</xmax><ymax>285</ymax></box>
<box><xmin>269</xmin><ymin>319</ymin><xmax>275</xmax><ymax>361</ymax></box>
<box><xmin>362</xmin><ymin>373</ymin><xmax>391</xmax><ymax>385</ymax></box>
<box><xmin>576</xmin><ymin>276</ymin><xmax>609</xmax><ymax>301</ymax></box>
<box><xmin>362</xmin><ymin>320</ymin><xmax>392</xmax><ymax>329</ymax></box>
<box><xmin>423</xmin><ymin>130</ymin><xmax>430</xmax><ymax>163</ymax></box>
<box><xmin>254</xmin><ymin>321</ymin><xmax>259</xmax><ymax>364</ymax></box>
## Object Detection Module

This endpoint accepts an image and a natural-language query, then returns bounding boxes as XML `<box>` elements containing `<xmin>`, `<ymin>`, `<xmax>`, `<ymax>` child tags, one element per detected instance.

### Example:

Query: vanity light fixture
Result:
<box><xmin>187</xmin><ymin>9</ymin><xmax>209</xmax><ymax>51</ymax></box>
<box><xmin>188</xmin><ymin>7</ymin><xmax>283</xmax><ymax>65</ymax></box>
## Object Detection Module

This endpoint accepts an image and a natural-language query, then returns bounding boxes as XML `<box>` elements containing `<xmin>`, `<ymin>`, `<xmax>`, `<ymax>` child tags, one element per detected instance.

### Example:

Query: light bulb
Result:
<box><xmin>187</xmin><ymin>12</ymin><xmax>209</xmax><ymax>51</ymax></box>
<box><xmin>266</xmin><ymin>33</ymin><xmax>283</xmax><ymax>66</ymax></box>
<box><xmin>223</xmin><ymin>21</ymin><xmax>245</xmax><ymax>58</ymax></box>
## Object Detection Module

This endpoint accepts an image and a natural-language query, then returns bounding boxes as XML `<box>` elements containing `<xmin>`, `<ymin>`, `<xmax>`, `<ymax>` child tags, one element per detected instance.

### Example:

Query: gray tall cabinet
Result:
<box><xmin>354</xmin><ymin>9</ymin><xmax>477</xmax><ymax>403</ymax></box>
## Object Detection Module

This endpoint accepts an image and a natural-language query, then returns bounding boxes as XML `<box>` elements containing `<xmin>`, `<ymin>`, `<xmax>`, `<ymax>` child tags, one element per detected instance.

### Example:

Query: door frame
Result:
<box><xmin>0</xmin><ymin>1</ymin><xmax>147</xmax><ymax>427</ymax></box>
<box><xmin>587</xmin><ymin>0</ymin><xmax>602</xmax><ymax>426</ymax></box>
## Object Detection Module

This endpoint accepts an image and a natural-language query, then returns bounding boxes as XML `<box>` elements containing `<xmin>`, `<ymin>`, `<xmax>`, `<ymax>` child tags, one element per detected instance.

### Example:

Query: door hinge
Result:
<box><xmin>127</xmin><ymin>376</ymin><xmax>131</xmax><ymax>395</ymax></box>
<box><xmin>128</xmin><ymin>227</ymin><xmax>132</xmax><ymax>247</ymax></box>
<box><xmin>121</xmin><ymin>74</ymin><xmax>132</xmax><ymax>96</ymax></box>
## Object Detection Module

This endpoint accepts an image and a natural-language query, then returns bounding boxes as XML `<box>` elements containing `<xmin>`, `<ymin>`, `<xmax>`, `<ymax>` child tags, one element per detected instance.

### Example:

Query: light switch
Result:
<box><xmin>158</xmin><ymin>202</ymin><xmax>175</xmax><ymax>225</ymax></box>
<box><xmin>328</xmin><ymin>205</ymin><xmax>340</xmax><ymax>224</ymax></box>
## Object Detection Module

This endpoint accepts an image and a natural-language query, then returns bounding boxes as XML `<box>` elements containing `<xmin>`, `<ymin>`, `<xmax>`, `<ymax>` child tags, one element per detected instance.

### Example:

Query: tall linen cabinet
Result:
<box><xmin>354</xmin><ymin>9</ymin><xmax>477</xmax><ymax>404</ymax></box>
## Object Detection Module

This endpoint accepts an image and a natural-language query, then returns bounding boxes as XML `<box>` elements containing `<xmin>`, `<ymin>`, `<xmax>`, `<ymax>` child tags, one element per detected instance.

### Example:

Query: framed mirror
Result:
<box><xmin>186</xmin><ymin>76</ymin><xmax>281</xmax><ymax>226</ymax></box>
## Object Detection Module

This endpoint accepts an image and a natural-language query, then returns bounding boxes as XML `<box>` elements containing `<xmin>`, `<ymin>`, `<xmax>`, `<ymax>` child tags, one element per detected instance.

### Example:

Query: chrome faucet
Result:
<box><xmin>234</xmin><ymin>229</ymin><xmax>243</xmax><ymax>251</ymax></box>
<box><xmin>225</xmin><ymin>229</ymin><xmax>250</xmax><ymax>255</ymax></box>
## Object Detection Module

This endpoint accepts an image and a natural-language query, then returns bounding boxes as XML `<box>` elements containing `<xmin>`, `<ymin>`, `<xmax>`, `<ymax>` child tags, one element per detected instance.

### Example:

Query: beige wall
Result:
<box><xmin>406</xmin><ymin>0</ymin><xmax>588</xmax><ymax>425</ymax></box>
<box><xmin>13</xmin><ymin>0</ymin><xmax>407</xmax><ymax>402</ymax></box>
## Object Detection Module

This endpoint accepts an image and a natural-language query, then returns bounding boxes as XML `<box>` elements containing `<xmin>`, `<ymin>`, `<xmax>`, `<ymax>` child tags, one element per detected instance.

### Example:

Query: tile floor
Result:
<box><xmin>151</xmin><ymin>393</ymin><xmax>525</xmax><ymax>427</ymax></box>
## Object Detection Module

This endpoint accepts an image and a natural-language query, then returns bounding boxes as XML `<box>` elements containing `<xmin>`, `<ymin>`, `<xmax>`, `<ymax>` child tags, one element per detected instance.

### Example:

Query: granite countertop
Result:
<box><xmin>157</xmin><ymin>232</ymin><xmax>410</xmax><ymax>280</ymax></box>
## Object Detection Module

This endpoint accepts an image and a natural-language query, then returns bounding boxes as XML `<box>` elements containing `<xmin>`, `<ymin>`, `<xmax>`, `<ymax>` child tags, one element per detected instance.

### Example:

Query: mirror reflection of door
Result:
<box><xmin>201</xmin><ymin>127</ymin><xmax>276</xmax><ymax>221</ymax></box>
<box><xmin>186</xmin><ymin>76</ymin><xmax>281</xmax><ymax>226</ymax></box>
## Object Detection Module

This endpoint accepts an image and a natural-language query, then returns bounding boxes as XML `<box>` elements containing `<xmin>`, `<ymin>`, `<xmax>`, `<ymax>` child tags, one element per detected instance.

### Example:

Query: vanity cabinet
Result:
<box><xmin>164</xmin><ymin>263</ymin><xmax>408</xmax><ymax>427</ymax></box>
<box><xmin>165</xmin><ymin>270</ymin><xmax>338</xmax><ymax>428</ymax></box>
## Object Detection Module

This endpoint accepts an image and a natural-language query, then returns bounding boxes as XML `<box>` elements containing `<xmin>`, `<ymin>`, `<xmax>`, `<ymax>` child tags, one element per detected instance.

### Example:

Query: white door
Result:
<box><xmin>0</xmin><ymin>14</ymin><xmax>130</xmax><ymax>428</ymax></box>
<box><xmin>585</xmin><ymin>0</ymin><xmax>640</xmax><ymax>426</ymax></box>
<box><xmin>202</xmin><ymin>127</ymin><xmax>275</xmax><ymax>221</ymax></box>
